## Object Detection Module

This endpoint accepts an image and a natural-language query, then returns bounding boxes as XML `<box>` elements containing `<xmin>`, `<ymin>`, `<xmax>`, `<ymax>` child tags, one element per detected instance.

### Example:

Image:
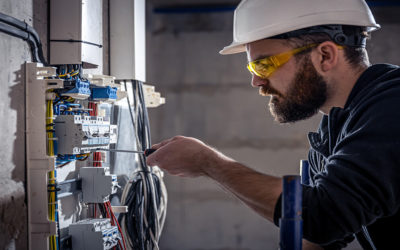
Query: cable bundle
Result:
<box><xmin>119</xmin><ymin>80</ymin><xmax>167</xmax><ymax>250</ymax></box>
<box><xmin>0</xmin><ymin>12</ymin><xmax>46</xmax><ymax>64</ymax></box>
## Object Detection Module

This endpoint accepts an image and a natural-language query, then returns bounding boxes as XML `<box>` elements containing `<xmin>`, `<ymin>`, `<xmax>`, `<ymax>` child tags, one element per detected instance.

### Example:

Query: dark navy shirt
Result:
<box><xmin>274</xmin><ymin>64</ymin><xmax>400</xmax><ymax>249</ymax></box>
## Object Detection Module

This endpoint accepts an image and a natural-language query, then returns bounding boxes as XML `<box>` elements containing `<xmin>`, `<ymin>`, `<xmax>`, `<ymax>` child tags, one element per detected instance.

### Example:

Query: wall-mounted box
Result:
<box><xmin>110</xmin><ymin>0</ymin><xmax>146</xmax><ymax>80</ymax></box>
<box><xmin>50</xmin><ymin>0</ymin><xmax>102</xmax><ymax>67</ymax></box>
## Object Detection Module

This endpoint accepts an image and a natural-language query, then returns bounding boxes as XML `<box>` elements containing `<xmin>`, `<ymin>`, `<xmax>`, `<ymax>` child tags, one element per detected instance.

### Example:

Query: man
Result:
<box><xmin>147</xmin><ymin>0</ymin><xmax>400</xmax><ymax>248</ymax></box>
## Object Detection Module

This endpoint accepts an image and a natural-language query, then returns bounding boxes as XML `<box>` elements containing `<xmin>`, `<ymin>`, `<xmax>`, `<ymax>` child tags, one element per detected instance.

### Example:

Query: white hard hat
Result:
<box><xmin>220</xmin><ymin>0</ymin><xmax>380</xmax><ymax>55</ymax></box>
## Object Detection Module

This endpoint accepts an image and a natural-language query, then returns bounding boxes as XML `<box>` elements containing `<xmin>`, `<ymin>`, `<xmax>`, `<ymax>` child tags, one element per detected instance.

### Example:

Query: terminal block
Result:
<box><xmin>91</xmin><ymin>86</ymin><xmax>118</xmax><ymax>101</ymax></box>
<box><xmin>54</xmin><ymin>115</ymin><xmax>118</xmax><ymax>154</ymax></box>
<box><xmin>80</xmin><ymin>167</ymin><xmax>118</xmax><ymax>203</ymax></box>
<box><xmin>84</xmin><ymin>74</ymin><xmax>117</xmax><ymax>88</ymax></box>
<box><xmin>69</xmin><ymin>218</ymin><xmax>120</xmax><ymax>250</ymax></box>
<box><xmin>142</xmin><ymin>84</ymin><xmax>165</xmax><ymax>108</ymax></box>
<box><xmin>60</xmin><ymin>78</ymin><xmax>91</xmax><ymax>100</ymax></box>
<box><xmin>84</xmin><ymin>74</ymin><xmax>128</xmax><ymax>101</ymax></box>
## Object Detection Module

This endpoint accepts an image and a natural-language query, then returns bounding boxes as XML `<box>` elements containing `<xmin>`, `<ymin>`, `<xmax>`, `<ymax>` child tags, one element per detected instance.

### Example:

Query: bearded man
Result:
<box><xmin>146</xmin><ymin>0</ymin><xmax>400</xmax><ymax>249</ymax></box>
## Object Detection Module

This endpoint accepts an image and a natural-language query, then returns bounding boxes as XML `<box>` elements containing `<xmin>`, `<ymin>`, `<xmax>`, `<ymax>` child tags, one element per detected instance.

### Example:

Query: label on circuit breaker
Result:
<box><xmin>54</xmin><ymin>115</ymin><xmax>118</xmax><ymax>155</ymax></box>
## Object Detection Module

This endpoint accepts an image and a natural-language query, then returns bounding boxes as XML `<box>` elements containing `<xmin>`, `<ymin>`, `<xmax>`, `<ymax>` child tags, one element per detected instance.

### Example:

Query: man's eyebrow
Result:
<box><xmin>249</xmin><ymin>54</ymin><xmax>271</xmax><ymax>62</ymax></box>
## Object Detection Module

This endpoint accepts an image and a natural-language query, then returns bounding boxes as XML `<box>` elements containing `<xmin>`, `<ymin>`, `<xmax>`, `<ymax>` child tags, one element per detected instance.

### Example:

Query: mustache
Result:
<box><xmin>259</xmin><ymin>85</ymin><xmax>282</xmax><ymax>97</ymax></box>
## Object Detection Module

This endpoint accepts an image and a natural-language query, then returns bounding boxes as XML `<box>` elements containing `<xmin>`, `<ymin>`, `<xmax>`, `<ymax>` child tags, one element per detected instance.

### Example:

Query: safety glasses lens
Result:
<box><xmin>247</xmin><ymin>62</ymin><xmax>275</xmax><ymax>78</ymax></box>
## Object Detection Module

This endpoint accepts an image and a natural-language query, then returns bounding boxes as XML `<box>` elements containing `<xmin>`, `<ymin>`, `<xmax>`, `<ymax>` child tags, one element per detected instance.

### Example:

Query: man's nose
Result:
<box><xmin>251</xmin><ymin>75</ymin><xmax>267</xmax><ymax>88</ymax></box>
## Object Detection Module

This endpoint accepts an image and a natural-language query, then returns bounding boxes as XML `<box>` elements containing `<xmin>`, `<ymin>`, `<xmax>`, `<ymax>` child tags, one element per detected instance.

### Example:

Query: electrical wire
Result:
<box><xmin>90</xmin><ymin>102</ymin><xmax>127</xmax><ymax>250</ymax></box>
<box><xmin>0</xmin><ymin>12</ymin><xmax>46</xmax><ymax>64</ymax></box>
<box><xmin>119</xmin><ymin>80</ymin><xmax>167</xmax><ymax>250</ymax></box>
<box><xmin>46</xmin><ymin>96</ymin><xmax>59</xmax><ymax>250</ymax></box>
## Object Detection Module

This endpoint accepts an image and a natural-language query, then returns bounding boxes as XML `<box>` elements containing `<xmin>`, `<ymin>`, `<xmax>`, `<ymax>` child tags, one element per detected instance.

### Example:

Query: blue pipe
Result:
<box><xmin>280</xmin><ymin>175</ymin><xmax>302</xmax><ymax>250</ymax></box>
<box><xmin>300</xmin><ymin>160</ymin><xmax>310</xmax><ymax>186</ymax></box>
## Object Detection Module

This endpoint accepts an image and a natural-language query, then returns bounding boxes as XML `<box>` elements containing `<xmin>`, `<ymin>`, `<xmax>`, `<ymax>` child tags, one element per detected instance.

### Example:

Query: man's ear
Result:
<box><xmin>313</xmin><ymin>41</ymin><xmax>340</xmax><ymax>73</ymax></box>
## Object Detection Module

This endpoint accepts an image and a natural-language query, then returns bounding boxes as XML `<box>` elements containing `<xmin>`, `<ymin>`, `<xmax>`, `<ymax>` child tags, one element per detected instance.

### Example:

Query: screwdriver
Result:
<box><xmin>92</xmin><ymin>148</ymin><xmax>157</xmax><ymax>157</ymax></box>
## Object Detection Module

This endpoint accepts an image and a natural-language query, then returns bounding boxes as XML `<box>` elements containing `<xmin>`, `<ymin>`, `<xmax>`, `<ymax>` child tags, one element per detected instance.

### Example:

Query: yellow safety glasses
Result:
<box><xmin>247</xmin><ymin>43</ymin><xmax>319</xmax><ymax>79</ymax></box>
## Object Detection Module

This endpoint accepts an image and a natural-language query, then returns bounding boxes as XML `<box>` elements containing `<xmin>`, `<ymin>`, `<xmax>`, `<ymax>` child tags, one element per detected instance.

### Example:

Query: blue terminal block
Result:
<box><xmin>91</xmin><ymin>86</ymin><xmax>118</xmax><ymax>101</ymax></box>
<box><xmin>62</xmin><ymin>78</ymin><xmax>91</xmax><ymax>99</ymax></box>
<box><xmin>280</xmin><ymin>175</ymin><xmax>303</xmax><ymax>250</ymax></box>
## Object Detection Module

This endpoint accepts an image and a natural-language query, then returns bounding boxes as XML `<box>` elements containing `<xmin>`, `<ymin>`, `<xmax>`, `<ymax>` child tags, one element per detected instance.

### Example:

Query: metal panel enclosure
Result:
<box><xmin>50</xmin><ymin>0</ymin><xmax>102</xmax><ymax>66</ymax></box>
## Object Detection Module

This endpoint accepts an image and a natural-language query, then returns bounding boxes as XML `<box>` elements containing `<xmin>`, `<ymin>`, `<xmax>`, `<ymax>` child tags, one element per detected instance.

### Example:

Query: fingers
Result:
<box><xmin>150</xmin><ymin>135</ymin><xmax>185</xmax><ymax>150</ymax></box>
<box><xmin>146</xmin><ymin>136</ymin><xmax>186</xmax><ymax>166</ymax></box>
<box><xmin>146</xmin><ymin>136</ymin><xmax>212</xmax><ymax>178</ymax></box>
<box><xmin>146</xmin><ymin>149</ymin><xmax>159</xmax><ymax>166</ymax></box>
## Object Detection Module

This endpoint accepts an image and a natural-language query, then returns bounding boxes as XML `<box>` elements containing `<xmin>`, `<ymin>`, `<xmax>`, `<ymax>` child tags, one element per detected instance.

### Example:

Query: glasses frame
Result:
<box><xmin>247</xmin><ymin>43</ymin><xmax>323</xmax><ymax>79</ymax></box>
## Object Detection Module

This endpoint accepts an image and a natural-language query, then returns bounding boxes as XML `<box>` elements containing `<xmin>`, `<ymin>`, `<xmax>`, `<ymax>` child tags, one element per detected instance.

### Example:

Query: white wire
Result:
<box><xmin>119</xmin><ymin>80</ymin><xmax>168</xmax><ymax>250</ymax></box>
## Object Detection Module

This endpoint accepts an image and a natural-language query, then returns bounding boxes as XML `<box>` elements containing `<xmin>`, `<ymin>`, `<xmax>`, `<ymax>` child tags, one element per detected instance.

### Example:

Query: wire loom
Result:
<box><xmin>118</xmin><ymin>80</ymin><xmax>167</xmax><ymax>250</ymax></box>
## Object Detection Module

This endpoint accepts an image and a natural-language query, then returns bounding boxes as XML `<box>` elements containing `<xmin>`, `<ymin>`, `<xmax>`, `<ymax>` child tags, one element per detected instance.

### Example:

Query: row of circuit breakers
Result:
<box><xmin>26</xmin><ymin>63</ymin><xmax>165</xmax><ymax>250</ymax></box>
<box><xmin>53</xmin><ymin>65</ymin><xmax>120</xmax><ymax>249</ymax></box>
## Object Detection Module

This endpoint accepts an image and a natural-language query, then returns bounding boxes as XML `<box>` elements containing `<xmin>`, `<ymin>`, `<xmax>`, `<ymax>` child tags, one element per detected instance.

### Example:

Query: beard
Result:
<box><xmin>260</xmin><ymin>55</ymin><xmax>328</xmax><ymax>123</ymax></box>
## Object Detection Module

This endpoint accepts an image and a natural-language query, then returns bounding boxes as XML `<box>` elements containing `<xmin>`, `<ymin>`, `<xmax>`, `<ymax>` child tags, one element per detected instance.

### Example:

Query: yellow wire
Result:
<box><xmin>58</xmin><ymin>69</ymin><xmax>78</xmax><ymax>78</ymax></box>
<box><xmin>46</xmin><ymin>100</ymin><xmax>54</xmax><ymax>156</ymax></box>
<box><xmin>48</xmin><ymin>170</ymin><xmax>56</xmax><ymax>250</ymax></box>
<box><xmin>70</xmin><ymin>70</ymin><xmax>79</xmax><ymax>76</ymax></box>
<box><xmin>46</xmin><ymin>96</ymin><xmax>57</xmax><ymax>249</ymax></box>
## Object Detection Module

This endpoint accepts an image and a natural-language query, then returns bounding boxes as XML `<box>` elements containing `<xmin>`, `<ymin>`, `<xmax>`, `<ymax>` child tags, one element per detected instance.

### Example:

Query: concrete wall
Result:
<box><xmin>146</xmin><ymin>5</ymin><xmax>400</xmax><ymax>250</ymax></box>
<box><xmin>0</xmin><ymin>0</ymin><xmax>33</xmax><ymax>249</ymax></box>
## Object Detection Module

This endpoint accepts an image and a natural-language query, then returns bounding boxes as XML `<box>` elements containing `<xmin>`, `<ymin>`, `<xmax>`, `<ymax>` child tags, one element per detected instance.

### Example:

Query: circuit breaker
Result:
<box><xmin>54</xmin><ymin>115</ymin><xmax>117</xmax><ymax>155</ymax></box>
<box><xmin>80</xmin><ymin>167</ymin><xmax>118</xmax><ymax>203</ymax></box>
<box><xmin>69</xmin><ymin>219</ymin><xmax>120</xmax><ymax>250</ymax></box>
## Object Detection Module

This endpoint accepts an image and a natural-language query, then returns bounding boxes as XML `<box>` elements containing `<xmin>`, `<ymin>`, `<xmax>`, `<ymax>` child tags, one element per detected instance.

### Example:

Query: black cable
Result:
<box><xmin>0</xmin><ymin>12</ymin><xmax>41</xmax><ymax>44</ymax></box>
<box><xmin>119</xmin><ymin>80</ymin><xmax>164</xmax><ymax>250</ymax></box>
<box><xmin>50</xmin><ymin>39</ymin><xmax>102</xmax><ymax>48</ymax></box>
<box><xmin>0</xmin><ymin>12</ymin><xmax>46</xmax><ymax>63</ymax></box>
<box><xmin>0</xmin><ymin>13</ymin><xmax>46</xmax><ymax>64</ymax></box>
<box><xmin>0</xmin><ymin>22</ymin><xmax>38</xmax><ymax>62</ymax></box>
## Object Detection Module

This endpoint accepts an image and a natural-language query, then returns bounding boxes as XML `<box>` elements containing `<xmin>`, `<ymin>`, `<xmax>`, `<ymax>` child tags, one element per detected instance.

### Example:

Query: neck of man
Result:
<box><xmin>320</xmin><ymin>64</ymin><xmax>369</xmax><ymax>115</ymax></box>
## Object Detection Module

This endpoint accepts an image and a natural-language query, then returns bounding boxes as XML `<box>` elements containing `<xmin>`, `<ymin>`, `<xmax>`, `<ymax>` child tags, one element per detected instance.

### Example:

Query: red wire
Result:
<box><xmin>90</xmin><ymin>103</ymin><xmax>123</xmax><ymax>248</ymax></box>
<box><xmin>106</xmin><ymin>201</ymin><xmax>127</xmax><ymax>250</ymax></box>
<box><xmin>104</xmin><ymin>202</ymin><xmax>112</xmax><ymax>224</ymax></box>
<box><xmin>98</xmin><ymin>152</ymin><xmax>102</xmax><ymax>167</ymax></box>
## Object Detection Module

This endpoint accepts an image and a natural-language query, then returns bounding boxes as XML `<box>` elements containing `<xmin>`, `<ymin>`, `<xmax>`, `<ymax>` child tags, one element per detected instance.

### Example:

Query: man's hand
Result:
<box><xmin>146</xmin><ymin>135</ymin><xmax>232</xmax><ymax>177</ymax></box>
<box><xmin>146</xmin><ymin>135</ymin><xmax>282</xmax><ymax>222</ymax></box>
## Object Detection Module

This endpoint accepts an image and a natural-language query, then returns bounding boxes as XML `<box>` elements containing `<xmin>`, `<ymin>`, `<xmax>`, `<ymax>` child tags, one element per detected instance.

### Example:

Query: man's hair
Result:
<box><xmin>285</xmin><ymin>26</ymin><xmax>370</xmax><ymax>69</ymax></box>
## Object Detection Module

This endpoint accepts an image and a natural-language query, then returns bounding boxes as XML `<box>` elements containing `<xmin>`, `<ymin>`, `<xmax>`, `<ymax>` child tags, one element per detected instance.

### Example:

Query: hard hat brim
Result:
<box><xmin>219</xmin><ymin>42</ymin><xmax>246</xmax><ymax>55</ymax></box>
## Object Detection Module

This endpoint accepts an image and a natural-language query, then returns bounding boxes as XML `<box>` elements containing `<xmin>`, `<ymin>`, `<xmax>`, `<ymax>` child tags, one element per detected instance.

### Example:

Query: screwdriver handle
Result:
<box><xmin>144</xmin><ymin>148</ymin><xmax>156</xmax><ymax>157</ymax></box>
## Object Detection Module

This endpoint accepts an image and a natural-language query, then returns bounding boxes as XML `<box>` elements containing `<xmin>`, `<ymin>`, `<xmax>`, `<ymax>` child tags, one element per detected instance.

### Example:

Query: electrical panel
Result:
<box><xmin>25</xmin><ymin>63</ymin><xmax>166</xmax><ymax>250</ymax></box>
<box><xmin>25</xmin><ymin>0</ymin><xmax>167</xmax><ymax>249</ymax></box>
